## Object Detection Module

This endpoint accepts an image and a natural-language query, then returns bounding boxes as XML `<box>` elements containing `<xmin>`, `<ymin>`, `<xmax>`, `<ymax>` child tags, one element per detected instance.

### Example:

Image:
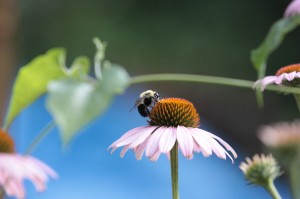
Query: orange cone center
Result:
<box><xmin>148</xmin><ymin>98</ymin><xmax>200</xmax><ymax>128</ymax></box>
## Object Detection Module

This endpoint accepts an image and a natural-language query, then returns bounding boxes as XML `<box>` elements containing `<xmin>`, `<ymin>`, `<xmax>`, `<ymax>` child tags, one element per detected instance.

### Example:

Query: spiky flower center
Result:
<box><xmin>0</xmin><ymin>129</ymin><xmax>15</xmax><ymax>153</ymax></box>
<box><xmin>148</xmin><ymin>98</ymin><xmax>200</xmax><ymax>128</ymax></box>
<box><xmin>276</xmin><ymin>63</ymin><xmax>300</xmax><ymax>76</ymax></box>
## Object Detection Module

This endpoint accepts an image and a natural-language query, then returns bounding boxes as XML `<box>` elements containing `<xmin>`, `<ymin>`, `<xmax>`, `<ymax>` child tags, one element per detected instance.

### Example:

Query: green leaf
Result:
<box><xmin>251</xmin><ymin>16</ymin><xmax>300</xmax><ymax>79</ymax></box>
<box><xmin>4</xmin><ymin>48</ymin><xmax>66</xmax><ymax>129</ymax></box>
<box><xmin>46</xmin><ymin>64</ymin><xmax>130</xmax><ymax>144</ymax></box>
<box><xmin>101</xmin><ymin>61</ymin><xmax>130</xmax><ymax>94</ymax></box>
<box><xmin>46</xmin><ymin>79</ymin><xmax>113</xmax><ymax>144</ymax></box>
<box><xmin>294</xmin><ymin>94</ymin><xmax>300</xmax><ymax>112</ymax></box>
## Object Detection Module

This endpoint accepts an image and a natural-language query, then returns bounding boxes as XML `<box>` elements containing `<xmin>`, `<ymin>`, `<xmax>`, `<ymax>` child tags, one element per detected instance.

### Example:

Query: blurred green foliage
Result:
<box><xmin>5</xmin><ymin>48</ymin><xmax>66</xmax><ymax>129</ymax></box>
<box><xmin>19</xmin><ymin>0</ymin><xmax>300</xmax><ymax>152</ymax></box>
<box><xmin>20</xmin><ymin>0</ymin><xmax>290</xmax><ymax>76</ymax></box>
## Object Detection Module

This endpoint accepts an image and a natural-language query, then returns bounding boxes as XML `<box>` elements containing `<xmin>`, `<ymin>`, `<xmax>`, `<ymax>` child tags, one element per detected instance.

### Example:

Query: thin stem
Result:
<box><xmin>170</xmin><ymin>142</ymin><xmax>179</xmax><ymax>199</ymax></box>
<box><xmin>265</xmin><ymin>180</ymin><xmax>282</xmax><ymax>199</ymax></box>
<box><xmin>94</xmin><ymin>61</ymin><xmax>102</xmax><ymax>80</ymax></box>
<box><xmin>289</xmin><ymin>160</ymin><xmax>300</xmax><ymax>199</ymax></box>
<box><xmin>24</xmin><ymin>121</ymin><xmax>56</xmax><ymax>155</ymax></box>
<box><xmin>129</xmin><ymin>74</ymin><xmax>300</xmax><ymax>94</ymax></box>
<box><xmin>294</xmin><ymin>94</ymin><xmax>300</xmax><ymax>113</ymax></box>
<box><xmin>93</xmin><ymin>38</ymin><xmax>106</xmax><ymax>80</ymax></box>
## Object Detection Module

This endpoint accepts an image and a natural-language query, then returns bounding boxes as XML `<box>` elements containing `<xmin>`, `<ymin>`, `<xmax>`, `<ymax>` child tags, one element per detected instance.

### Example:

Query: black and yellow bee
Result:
<box><xmin>132</xmin><ymin>90</ymin><xmax>160</xmax><ymax>117</ymax></box>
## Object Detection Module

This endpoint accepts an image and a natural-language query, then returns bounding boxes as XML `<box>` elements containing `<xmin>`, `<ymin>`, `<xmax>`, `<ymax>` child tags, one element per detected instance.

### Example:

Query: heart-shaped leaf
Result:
<box><xmin>4</xmin><ymin>48</ymin><xmax>66</xmax><ymax>129</ymax></box>
<box><xmin>46</xmin><ymin>64</ymin><xmax>130</xmax><ymax>144</ymax></box>
<box><xmin>47</xmin><ymin>79</ymin><xmax>113</xmax><ymax>144</ymax></box>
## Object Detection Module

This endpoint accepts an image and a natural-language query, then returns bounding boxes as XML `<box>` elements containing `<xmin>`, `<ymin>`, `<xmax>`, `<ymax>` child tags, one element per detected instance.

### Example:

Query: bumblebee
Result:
<box><xmin>133</xmin><ymin>90</ymin><xmax>160</xmax><ymax>117</ymax></box>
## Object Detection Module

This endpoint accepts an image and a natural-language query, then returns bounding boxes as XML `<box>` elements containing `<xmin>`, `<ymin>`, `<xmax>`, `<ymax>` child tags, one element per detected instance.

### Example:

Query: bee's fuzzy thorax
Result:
<box><xmin>139</xmin><ymin>90</ymin><xmax>157</xmax><ymax>98</ymax></box>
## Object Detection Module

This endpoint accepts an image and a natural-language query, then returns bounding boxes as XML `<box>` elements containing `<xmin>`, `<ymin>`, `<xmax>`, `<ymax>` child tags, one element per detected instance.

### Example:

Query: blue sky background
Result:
<box><xmin>9</xmin><ymin>89</ymin><xmax>292</xmax><ymax>199</ymax></box>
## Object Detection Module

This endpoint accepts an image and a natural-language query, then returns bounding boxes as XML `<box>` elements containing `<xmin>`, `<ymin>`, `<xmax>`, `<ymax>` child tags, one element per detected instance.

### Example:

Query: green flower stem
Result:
<box><xmin>129</xmin><ymin>74</ymin><xmax>300</xmax><ymax>94</ymax></box>
<box><xmin>294</xmin><ymin>94</ymin><xmax>300</xmax><ymax>113</ymax></box>
<box><xmin>170</xmin><ymin>142</ymin><xmax>179</xmax><ymax>199</ymax></box>
<box><xmin>289</xmin><ymin>160</ymin><xmax>300</xmax><ymax>199</ymax></box>
<box><xmin>265</xmin><ymin>180</ymin><xmax>282</xmax><ymax>199</ymax></box>
<box><xmin>24</xmin><ymin>121</ymin><xmax>56</xmax><ymax>155</ymax></box>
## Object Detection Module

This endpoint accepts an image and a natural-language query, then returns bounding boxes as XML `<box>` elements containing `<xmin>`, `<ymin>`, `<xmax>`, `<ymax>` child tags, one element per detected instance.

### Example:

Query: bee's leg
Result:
<box><xmin>146</xmin><ymin>108</ymin><xmax>150</xmax><ymax>116</ymax></box>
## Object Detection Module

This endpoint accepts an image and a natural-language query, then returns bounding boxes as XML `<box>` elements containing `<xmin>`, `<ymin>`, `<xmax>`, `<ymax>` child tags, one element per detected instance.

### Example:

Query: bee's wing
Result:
<box><xmin>130</xmin><ymin>98</ymin><xmax>143</xmax><ymax>112</ymax></box>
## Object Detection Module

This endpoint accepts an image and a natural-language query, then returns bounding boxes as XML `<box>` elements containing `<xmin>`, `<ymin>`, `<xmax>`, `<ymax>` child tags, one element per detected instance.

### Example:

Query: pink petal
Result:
<box><xmin>259</xmin><ymin>76</ymin><xmax>277</xmax><ymax>90</ymax></box>
<box><xmin>24</xmin><ymin>169</ymin><xmax>46</xmax><ymax>191</ymax></box>
<box><xmin>134</xmin><ymin>136</ymin><xmax>151</xmax><ymax>160</ymax></box>
<box><xmin>149</xmin><ymin>149</ymin><xmax>161</xmax><ymax>162</ymax></box>
<box><xmin>201</xmin><ymin>130</ymin><xmax>238</xmax><ymax>158</ymax></box>
<box><xmin>274</xmin><ymin>74</ymin><xmax>284</xmax><ymax>84</ymax></box>
<box><xmin>194</xmin><ymin>143</ymin><xmax>210</xmax><ymax>157</ymax></box>
<box><xmin>23</xmin><ymin>159</ymin><xmax>48</xmax><ymax>181</ymax></box>
<box><xmin>285</xmin><ymin>71</ymin><xmax>297</xmax><ymax>81</ymax></box>
<box><xmin>284</xmin><ymin>0</ymin><xmax>300</xmax><ymax>17</ymax></box>
<box><xmin>193</xmin><ymin>129</ymin><xmax>228</xmax><ymax>159</ymax></box>
<box><xmin>30</xmin><ymin>177</ymin><xmax>45</xmax><ymax>192</ymax></box>
<box><xmin>120</xmin><ymin>145</ymin><xmax>130</xmax><ymax>158</ymax></box>
<box><xmin>26</xmin><ymin>156</ymin><xmax>58</xmax><ymax>179</ymax></box>
<box><xmin>199</xmin><ymin>131</ymin><xmax>226</xmax><ymax>158</ymax></box>
<box><xmin>159</xmin><ymin>127</ymin><xmax>177</xmax><ymax>154</ymax></box>
<box><xmin>145</xmin><ymin>127</ymin><xmax>164</xmax><ymax>158</ymax></box>
<box><xmin>189</xmin><ymin>129</ymin><xmax>213</xmax><ymax>156</ymax></box>
<box><xmin>129</xmin><ymin>126</ymin><xmax>157</xmax><ymax>149</ymax></box>
<box><xmin>109</xmin><ymin>126</ymin><xmax>147</xmax><ymax>148</ymax></box>
<box><xmin>110</xmin><ymin>147</ymin><xmax>118</xmax><ymax>154</ymax></box>
<box><xmin>0</xmin><ymin>154</ymin><xmax>57</xmax><ymax>199</ymax></box>
<box><xmin>166</xmin><ymin>152</ymin><xmax>170</xmax><ymax>160</ymax></box>
<box><xmin>197</xmin><ymin>129</ymin><xmax>235</xmax><ymax>163</ymax></box>
<box><xmin>253</xmin><ymin>76</ymin><xmax>278</xmax><ymax>91</ymax></box>
<box><xmin>192</xmin><ymin>141</ymin><xmax>202</xmax><ymax>153</ymax></box>
<box><xmin>176</xmin><ymin>126</ymin><xmax>194</xmax><ymax>159</ymax></box>
<box><xmin>5</xmin><ymin>179</ymin><xmax>25</xmax><ymax>199</ymax></box>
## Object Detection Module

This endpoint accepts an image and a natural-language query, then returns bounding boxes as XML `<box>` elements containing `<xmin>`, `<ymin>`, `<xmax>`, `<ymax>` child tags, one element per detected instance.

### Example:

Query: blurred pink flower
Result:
<box><xmin>254</xmin><ymin>63</ymin><xmax>300</xmax><ymax>91</ymax></box>
<box><xmin>0</xmin><ymin>154</ymin><xmax>57</xmax><ymax>199</ymax></box>
<box><xmin>258</xmin><ymin>120</ymin><xmax>300</xmax><ymax>148</ymax></box>
<box><xmin>284</xmin><ymin>0</ymin><xmax>300</xmax><ymax>17</ymax></box>
<box><xmin>0</xmin><ymin>129</ymin><xmax>57</xmax><ymax>199</ymax></box>
<box><xmin>109</xmin><ymin>98</ymin><xmax>237</xmax><ymax>162</ymax></box>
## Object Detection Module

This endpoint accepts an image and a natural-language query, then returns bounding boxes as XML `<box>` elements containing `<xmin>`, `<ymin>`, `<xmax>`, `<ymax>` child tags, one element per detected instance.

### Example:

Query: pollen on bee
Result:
<box><xmin>148</xmin><ymin>98</ymin><xmax>200</xmax><ymax>128</ymax></box>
